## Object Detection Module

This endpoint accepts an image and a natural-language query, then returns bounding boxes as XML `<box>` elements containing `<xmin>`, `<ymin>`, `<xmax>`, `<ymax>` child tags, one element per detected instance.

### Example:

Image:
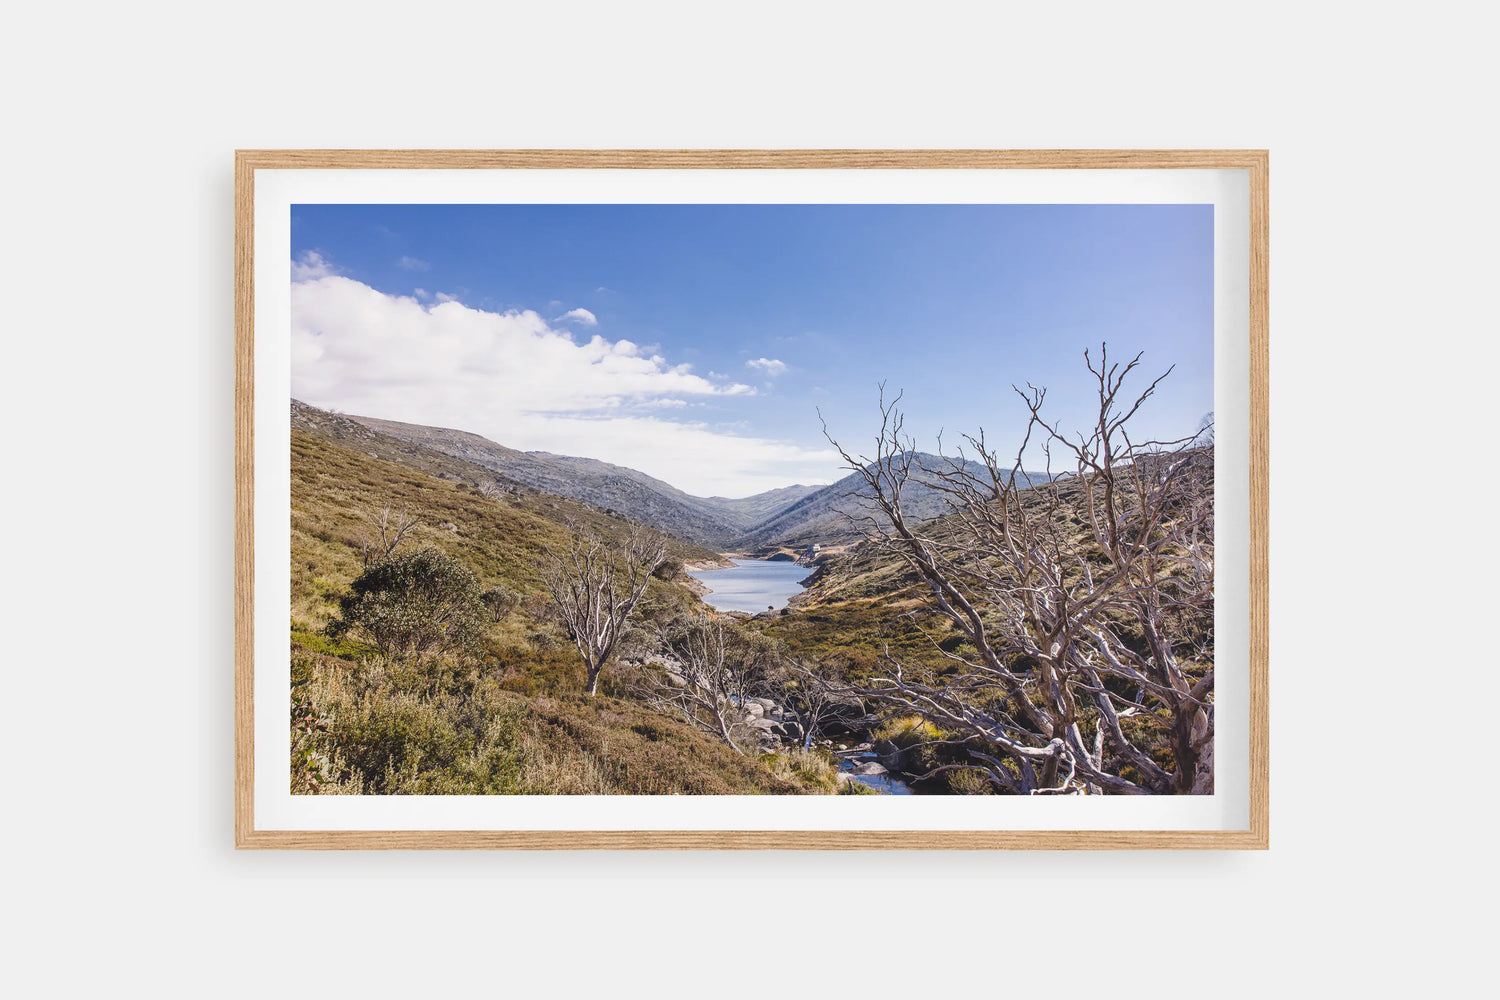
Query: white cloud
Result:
<box><xmin>505</xmin><ymin>414</ymin><xmax>838</xmax><ymax>496</ymax></box>
<box><xmin>556</xmin><ymin>307</ymin><xmax>598</xmax><ymax>326</ymax></box>
<box><xmin>290</xmin><ymin>270</ymin><xmax>825</xmax><ymax>495</ymax></box>
<box><xmin>397</xmin><ymin>256</ymin><xmax>430</xmax><ymax>271</ymax></box>
<box><xmin>747</xmin><ymin>357</ymin><xmax>788</xmax><ymax>376</ymax></box>
<box><xmin>291</xmin><ymin>250</ymin><xmax>336</xmax><ymax>282</ymax></box>
<box><xmin>434</xmin><ymin>292</ymin><xmax>460</xmax><ymax>304</ymax></box>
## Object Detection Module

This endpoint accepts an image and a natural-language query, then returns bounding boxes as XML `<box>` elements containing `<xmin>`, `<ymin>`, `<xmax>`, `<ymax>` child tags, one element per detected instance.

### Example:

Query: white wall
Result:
<box><xmin>3</xmin><ymin>2</ymin><xmax>1489</xmax><ymax>996</ymax></box>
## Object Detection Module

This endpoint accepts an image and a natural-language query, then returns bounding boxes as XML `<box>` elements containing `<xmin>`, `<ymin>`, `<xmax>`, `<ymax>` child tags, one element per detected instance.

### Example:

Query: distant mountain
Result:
<box><xmin>701</xmin><ymin>484</ymin><xmax>822</xmax><ymax>525</ymax></box>
<box><xmin>732</xmin><ymin>455</ymin><xmax>1052</xmax><ymax>551</ymax></box>
<box><xmin>339</xmin><ymin>411</ymin><xmax>820</xmax><ymax>548</ymax></box>
<box><xmin>295</xmin><ymin>401</ymin><xmax>1046</xmax><ymax>552</ymax></box>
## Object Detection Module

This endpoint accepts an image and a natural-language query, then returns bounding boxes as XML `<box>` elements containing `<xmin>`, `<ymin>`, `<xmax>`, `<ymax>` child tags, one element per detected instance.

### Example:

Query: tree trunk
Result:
<box><xmin>585</xmin><ymin>665</ymin><xmax>601</xmax><ymax>696</ymax></box>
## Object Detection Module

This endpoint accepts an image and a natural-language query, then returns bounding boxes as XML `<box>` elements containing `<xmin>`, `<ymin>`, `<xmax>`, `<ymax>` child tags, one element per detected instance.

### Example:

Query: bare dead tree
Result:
<box><xmin>821</xmin><ymin>346</ymin><xmax>1215</xmax><ymax>795</ymax></box>
<box><xmin>635</xmin><ymin>614</ymin><xmax>758</xmax><ymax>753</ymax></box>
<box><xmin>360</xmin><ymin>503</ymin><xmax>421</xmax><ymax>567</ymax></box>
<box><xmin>542</xmin><ymin>526</ymin><xmax>669</xmax><ymax>696</ymax></box>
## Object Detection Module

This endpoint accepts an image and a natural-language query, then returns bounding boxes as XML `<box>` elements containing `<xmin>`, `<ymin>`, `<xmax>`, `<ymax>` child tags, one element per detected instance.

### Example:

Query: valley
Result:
<box><xmin>289</xmin><ymin>388</ymin><xmax>1213</xmax><ymax>798</ymax></box>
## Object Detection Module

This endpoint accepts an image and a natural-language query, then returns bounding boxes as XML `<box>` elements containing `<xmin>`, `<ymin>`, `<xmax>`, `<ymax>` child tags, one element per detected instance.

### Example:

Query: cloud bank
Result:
<box><xmin>291</xmin><ymin>269</ymin><xmax>836</xmax><ymax>496</ymax></box>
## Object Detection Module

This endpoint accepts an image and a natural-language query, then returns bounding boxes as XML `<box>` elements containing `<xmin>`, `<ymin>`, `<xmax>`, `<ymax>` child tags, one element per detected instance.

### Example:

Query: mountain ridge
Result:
<box><xmin>329</xmin><ymin>407</ymin><xmax>821</xmax><ymax>547</ymax></box>
<box><xmin>730</xmin><ymin>455</ymin><xmax>1053</xmax><ymax>550</ymax></box>
<box><xmin>294</xmin><ymin>400</ymin><xmax>1048</xmax><ymax>552</ymax></box>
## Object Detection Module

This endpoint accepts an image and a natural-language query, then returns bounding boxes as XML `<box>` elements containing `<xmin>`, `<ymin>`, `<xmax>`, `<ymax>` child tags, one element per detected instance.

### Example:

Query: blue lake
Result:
<box><xmin>687</xmin><ymin>558</ymin><xmax>810</xmax><ymax>613</ymax></box>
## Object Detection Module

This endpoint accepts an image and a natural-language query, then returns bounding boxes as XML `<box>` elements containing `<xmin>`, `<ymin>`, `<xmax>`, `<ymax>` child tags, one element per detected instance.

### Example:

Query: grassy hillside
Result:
<box><xmin>292</xmin><ymin>645</ymin><xmax>835</xmax><ymax>795</ymax></box>
<box><xmin>757</xmin><ymin>456</ymin><xmax>1213</xmax><ymax>684</ymax></box>
<box><xmin>291</xmin><ymin>429</ymin><xmax>720</xmax><ymax>631</ymax></box>
<box><xmin>289</xmin><ymin>427</ymin><xmax>842</xmax><ymax>795</ymax></box>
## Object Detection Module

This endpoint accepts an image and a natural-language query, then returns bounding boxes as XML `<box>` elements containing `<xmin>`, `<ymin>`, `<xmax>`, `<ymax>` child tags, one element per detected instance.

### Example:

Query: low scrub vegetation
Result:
<box><xmin>288</xmin><ymin>438</ymin><xmax>850</xmax><ymax>795</ymax></box>
<box><xmin>872</xmin><ymin>715</ymin><xmax>943</xmax><ymax>748</ymax></box>
<box><xmin>290</xmin><ymin>644</ymin><xmax>833</xmax><ymax>795</ymax></box>
<box><xmin>326</xmin><ymin>547</ymin><xmax>488</xmax><ymax>659</ymax></box>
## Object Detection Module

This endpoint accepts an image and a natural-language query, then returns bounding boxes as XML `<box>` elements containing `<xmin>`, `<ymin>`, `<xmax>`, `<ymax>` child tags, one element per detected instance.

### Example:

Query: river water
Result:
<box><xmin>687</xmin><ymin>558</ymin><xmax>810</xmax><ymax>613</ymax></box>
<box><xmin>688</xmin><ymin>558</ymin><xmax>919</xmax><ymax>794</ymax></box>
<box><xmin>837</xmin><ymin>750</ymin><xmax>915</xmax><ymax>794</ymax></box>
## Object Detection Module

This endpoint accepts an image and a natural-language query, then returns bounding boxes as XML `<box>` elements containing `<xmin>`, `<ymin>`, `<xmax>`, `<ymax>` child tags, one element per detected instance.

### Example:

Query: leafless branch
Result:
<box><xmin>821</xmin><ymin>345</ymin><xmax>1215</xmax><ymax>795</ymax></box>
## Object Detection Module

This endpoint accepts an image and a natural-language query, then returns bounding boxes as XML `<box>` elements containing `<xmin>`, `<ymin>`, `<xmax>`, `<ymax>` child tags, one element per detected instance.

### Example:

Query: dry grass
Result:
<box><xmin>291</xmin><ymin>431</ymin><xmax>709</xmax><ymax>632</ymax></box>
<box><xmin>761</xmin><ymin>748</ymin><xmax>841</xmax><ymax>793</ymax></box>
<box><xmin>750</xmin><ymin>595</ymin><xmax>971</xmax><ymax>685</ymax></box>
<box><xmin>291</xmin><ymin>644</ymin><xmax>833</xmax><ymax>795</ymax></box>
<box><xmin>287</xmin><ymin>429</ymin><xmax>827</xmax><ymax>795</ymax></box>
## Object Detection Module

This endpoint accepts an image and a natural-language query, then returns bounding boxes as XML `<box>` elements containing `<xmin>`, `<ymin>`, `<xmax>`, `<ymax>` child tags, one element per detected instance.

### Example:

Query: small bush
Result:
<box><xmin>872</xmin><ymin>715</ymin><xmax>951</xmax><ymax>783</ymax></box>
<box><xmin>652</xmin><ymin>559</ymin><xmax>684</xmax><ymax>581</ymax></box>
<box><xmin>525</xmin><ymin>629</ymin><xmax>562</xmax><ymax>652</ymax></box>
<box><xmin>873</xmin><ymin>715</ymin><xmax>942</xmax><ymax>749</ymax></box>
<box><xmin>481</xmin><ymin>583</ymin><xmax>522</xmax><ymax>622</ymax></box>
<box><xmin>947</xmin><ymin>768</ymin><xmax>997</xmax><ymax>795</ymax></box>
<box><xmin>326</xmin><ymin>547</ymin><xmax>487</xmax><ymax>659</ymax></box>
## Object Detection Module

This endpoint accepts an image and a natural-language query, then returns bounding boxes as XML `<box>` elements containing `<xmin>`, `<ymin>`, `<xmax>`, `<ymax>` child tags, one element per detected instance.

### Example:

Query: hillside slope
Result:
<box><xmin>728</xmin><ymin>454</ymin><xmax>1213</xmax><ymax>751</ymax></box>
<box><xmin>289</xmin><ymin>428</ymin><xmax>842</xmax><ymax>796</ymax></box>
<box><xmin>290</xmin><ymin>428</ymin><xmax>720</xmax><ymax>631</ymax></box>
<box><xmin>344</xmin><ymin>411</ymin><xmax>819</xmax><ymax>547</ymax></box>
<box><xmin>733</xmin><ymin>455</ymin><xmax>1051</xmax><ymax>550</ymax></box>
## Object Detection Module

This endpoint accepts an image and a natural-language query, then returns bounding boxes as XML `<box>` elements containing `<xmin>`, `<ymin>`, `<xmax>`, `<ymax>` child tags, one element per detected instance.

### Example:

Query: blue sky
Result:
<box><xmin>291</xmin><ymin>203</ymin><xmax>1212</xmax><ymax>497</ymax></box>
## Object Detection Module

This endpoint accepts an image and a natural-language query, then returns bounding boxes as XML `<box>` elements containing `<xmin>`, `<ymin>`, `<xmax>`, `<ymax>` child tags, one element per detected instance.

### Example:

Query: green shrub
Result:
<box><xmin>326</xmin><ymin>547</ymin><xmax>487</xmax><ymax>659</ymax></box>
<box><xmin>871</xmin><ymin>715</ymin><xmax>952</xmax><ymax>783</ymax></box>
<box><xmin>872</xmin><ymin>715</ymin><xmax>942</xmax><ymax>749</ymax></box>
<box><xmin>946</xmin><ymin>768</ymin><xmax>996</xmax><ymax>795</ymax></box>
<box><xmin>525</xmin><ymin>629</ymin><xmax>562</xmax><ymax>652</ymax></box>
<box><xmin>481</xmin><ymin>583</ymin><xmax>522</xmax><ymax>622</ymax></box>
<box><xmin>651</xmin><ymin>559</ymin><xmax>684</xmax><ymax>581</ymax></box>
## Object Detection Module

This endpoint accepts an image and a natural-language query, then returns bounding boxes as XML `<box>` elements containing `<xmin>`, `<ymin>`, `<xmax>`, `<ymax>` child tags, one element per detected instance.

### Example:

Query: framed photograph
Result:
<box><xmin>236</xmin><ymin>150</ymin><xmax>1268</xmax><ymax>849</ymax></box>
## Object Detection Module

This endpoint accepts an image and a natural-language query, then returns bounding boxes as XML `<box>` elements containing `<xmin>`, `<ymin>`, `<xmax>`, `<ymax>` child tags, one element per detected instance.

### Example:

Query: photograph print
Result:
<box><xmin>287</xmin><ymin>201</ymin><xmax>1216</xmax><ymax>798</ymax></box>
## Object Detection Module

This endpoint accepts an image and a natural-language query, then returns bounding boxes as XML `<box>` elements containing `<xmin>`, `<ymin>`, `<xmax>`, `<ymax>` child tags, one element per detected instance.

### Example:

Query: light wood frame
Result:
<box><xmin>236</xmin><ymin>149</ymin><xmax>1268</xmax><ymax>849</ymax></box>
